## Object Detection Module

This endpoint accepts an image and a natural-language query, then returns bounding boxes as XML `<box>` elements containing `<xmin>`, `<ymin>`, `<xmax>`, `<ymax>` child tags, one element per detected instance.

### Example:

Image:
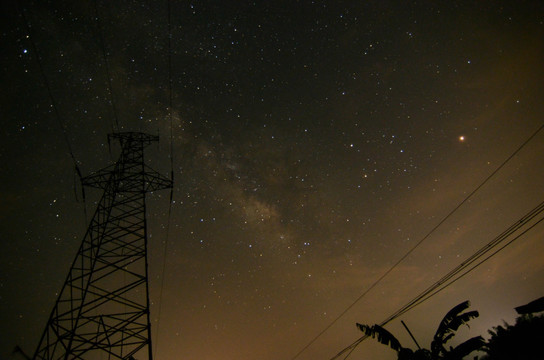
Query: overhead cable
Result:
<box><xmin>329</xmin><ymin>198</ymin><xmax>544</xmax><ymax>359</ymax></box>
<box><xmin>154</xmin><ymin>0</ymin><xmax>175</xmax><ymax>356</ymax></box>
<box><xmin>290</xmin><ymin>122</ymin><xmax>544</xmax><ymax>360</ymax></box>
<box><xmin>18</xmin><ymin>4</ymin><xmax>86</xmax><ymax>207</ymax></box>
<box><xmin>93</xmin><ymin>0</ymin><xmax>121</xmax><ymax>133</ymax></box>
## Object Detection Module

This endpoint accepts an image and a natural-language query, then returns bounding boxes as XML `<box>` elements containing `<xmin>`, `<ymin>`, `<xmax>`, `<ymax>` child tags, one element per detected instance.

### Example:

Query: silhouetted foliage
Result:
<box><xmin>357</xmin><ymin>324</ymin><xmax>403</xmax><ymax>351</ymax></box>
<box><xmin>431</xmin><ymin>300</ymin><xmax>483</xmax><ymax>360</ymax></box>
<box><xmin>357</xmin><ymin>301</ymin><xmax>484</xmax><ymax>360</ymax></box>
<box><xmin>514</xmin><ymin>296</ymin><xmax>544</xmax><ymax>315</ymax></box>
<box><xmin>398</xmin><ymin>348</ymin><xmax>432</xmax><ymax>360</ymax></box>
<box><xmin>481</xmin><ymin>313</ymin><xmax>544</xmax><ymax>360</ymax></box>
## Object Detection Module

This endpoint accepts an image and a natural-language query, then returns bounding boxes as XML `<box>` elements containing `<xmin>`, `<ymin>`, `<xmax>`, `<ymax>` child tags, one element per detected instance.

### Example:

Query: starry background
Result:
<box><xmin>1</xmin><ymin>1</ymin><xmax>544</xmax><ymax>359</ymax></box>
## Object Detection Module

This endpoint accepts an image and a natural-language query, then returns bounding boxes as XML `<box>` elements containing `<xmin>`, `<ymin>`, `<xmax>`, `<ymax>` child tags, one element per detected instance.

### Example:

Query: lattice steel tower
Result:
<box><xmin>33</xmin><ymin>132</ymin><xmax>172</xmax><ymax>360</ymax></box>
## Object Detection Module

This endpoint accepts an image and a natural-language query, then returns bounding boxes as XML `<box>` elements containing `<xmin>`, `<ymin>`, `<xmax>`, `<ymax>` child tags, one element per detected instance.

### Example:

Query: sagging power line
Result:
<box><xmin>290</xmin><ymin>122</ymin><xmax>544</xmax><ymax>360</ymax></box>
<box><xmin>153</xmin><ymin>0</ymin><xmax>176</xmax><ymax>356</ymax></box>
<box><xmin>330</xmin><ymin>197</ymin><xmax>544</xmax><ymax>359</ymax></box>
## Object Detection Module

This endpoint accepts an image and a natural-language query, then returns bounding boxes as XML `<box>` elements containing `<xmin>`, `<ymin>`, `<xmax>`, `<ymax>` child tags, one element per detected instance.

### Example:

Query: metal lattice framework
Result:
<box><xmin>33</xmin><ymin>132</ymin><xmax>172</xmax><ymax>360</ymax></box>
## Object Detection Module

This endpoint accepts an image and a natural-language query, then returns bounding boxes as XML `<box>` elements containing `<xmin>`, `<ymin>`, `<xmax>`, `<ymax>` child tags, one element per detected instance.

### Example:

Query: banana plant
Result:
<box><xmin>357</xmin><ymin>301</ymin><xmax>485</xmax><ymax>360</ymax></box>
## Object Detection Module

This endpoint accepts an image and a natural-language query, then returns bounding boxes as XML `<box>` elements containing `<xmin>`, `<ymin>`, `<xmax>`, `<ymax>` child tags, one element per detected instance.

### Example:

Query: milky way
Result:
<box><xmin>1</xmin><ymin>1</ymin><xmax>544</xmax><ymax>359</ymax></box>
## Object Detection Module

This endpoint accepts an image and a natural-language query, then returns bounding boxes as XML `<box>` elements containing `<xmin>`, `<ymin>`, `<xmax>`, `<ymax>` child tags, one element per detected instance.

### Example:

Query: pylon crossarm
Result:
<box><xmin>33</xmin><ymin>132</ymin><xmax>170</xmax><ymax>360</ymax></box>
<box><xmin>81</xmin><ymin>165</ymin><xmax>116</xmax><ymax>190</ymax></box>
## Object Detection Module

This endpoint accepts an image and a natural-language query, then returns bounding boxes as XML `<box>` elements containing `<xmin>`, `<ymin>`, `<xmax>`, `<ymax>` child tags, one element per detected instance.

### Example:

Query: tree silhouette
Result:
<box><xmin>482</xmin><ymin>297</ymin><xmax>544</xmax><ymax>360</ymax></box>
<box><xmin>357</xmin><ymin>301</ymin><xmax>484</xmax><ymax>360</ymax></box>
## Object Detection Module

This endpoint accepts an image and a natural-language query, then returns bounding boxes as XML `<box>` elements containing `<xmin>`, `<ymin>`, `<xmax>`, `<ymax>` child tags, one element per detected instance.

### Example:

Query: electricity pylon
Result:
<box><xmin>33</xmin><ymin>132</ymin><xmax>172</xmax><ymax>360</ymax></box>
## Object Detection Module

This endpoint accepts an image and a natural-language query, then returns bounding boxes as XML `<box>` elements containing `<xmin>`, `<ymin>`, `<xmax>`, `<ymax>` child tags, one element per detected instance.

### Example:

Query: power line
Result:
<box><xmin>330</xmin><ymin>197</ymin><xmax>544</xmax><ymax>359</ymax></box>
<box><xmin>382</xmin><ymin>202</ymin><xmax>544</xmax><ymax>324</ymax></box>
<box><xmin>93</xmin><ymin>0</ymin><xmax>121</xmax><ymax>133</ymax></box>
<box><xmin>154</xmin><ymin>0</ymin><xmax>175</xmax><ymax>356</ymax></box>
<box><xmin>18</xmin><ymin>3</ymin><xmax>84</xmax><ymax>194</ymax></box>
<box><xmin>290</xmin><ymin>122</ymin><xmax>544</xmax><ymax>360</ymax></box>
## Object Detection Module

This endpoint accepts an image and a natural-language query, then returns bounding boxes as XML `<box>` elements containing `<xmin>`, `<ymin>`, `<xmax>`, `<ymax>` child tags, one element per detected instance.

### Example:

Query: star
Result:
<box><xmin>2</xmin><ymin>2</ymin><xmax>543</xmax><ymax>360</ymax></box>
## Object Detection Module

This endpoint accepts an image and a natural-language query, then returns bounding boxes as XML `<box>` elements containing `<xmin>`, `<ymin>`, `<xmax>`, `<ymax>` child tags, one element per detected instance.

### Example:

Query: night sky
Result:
<box><xmin>2</xmin><ymin>1</ymin><xmax>544</xmax><ymax>359</ymax></box>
